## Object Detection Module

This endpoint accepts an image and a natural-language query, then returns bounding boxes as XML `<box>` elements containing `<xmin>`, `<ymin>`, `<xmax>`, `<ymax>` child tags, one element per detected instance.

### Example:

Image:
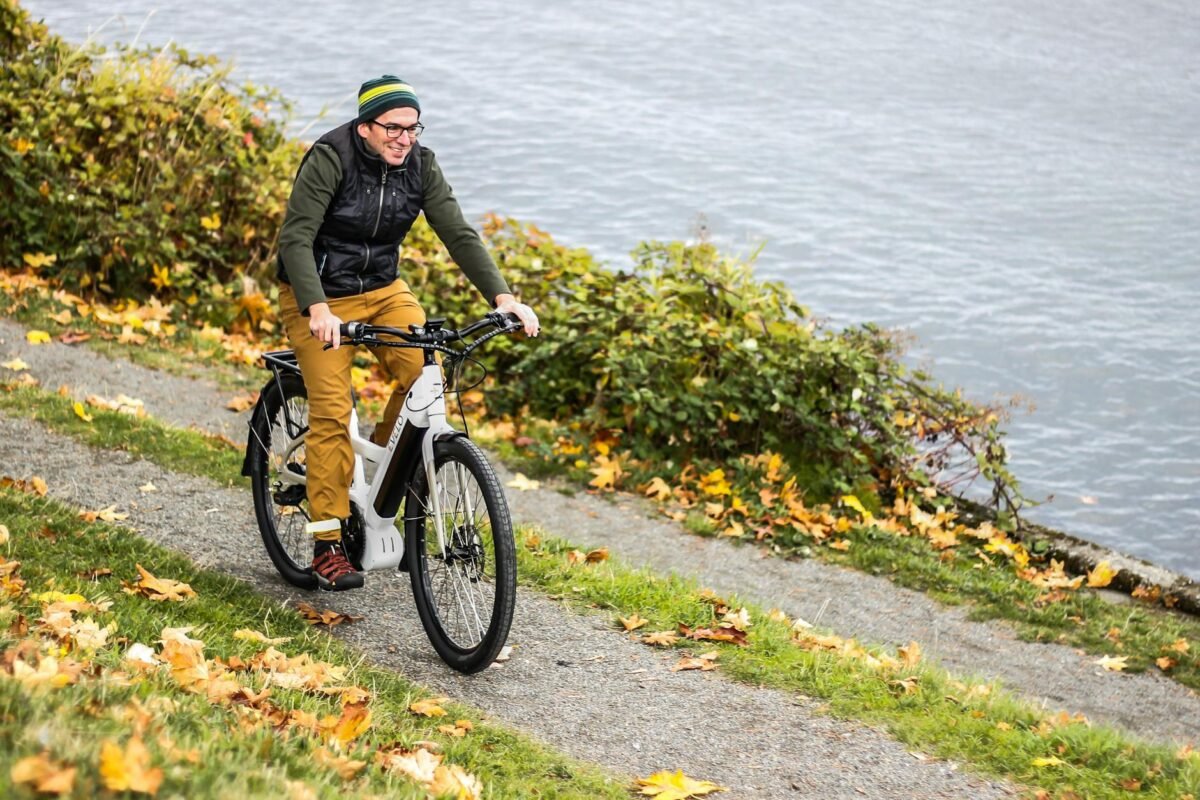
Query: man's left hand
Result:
<box><xmin>494</xmin><ymin>294</ymin><xmax>540</xmax><ymax>337</ymax></box>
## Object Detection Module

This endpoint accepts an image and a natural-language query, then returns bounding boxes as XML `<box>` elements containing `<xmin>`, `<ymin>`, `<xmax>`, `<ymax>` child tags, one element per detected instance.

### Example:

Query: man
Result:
<box><xmin>276</xmin><ymin>75</ymin><xmax>538</xmax><ymax>591</ymax></box>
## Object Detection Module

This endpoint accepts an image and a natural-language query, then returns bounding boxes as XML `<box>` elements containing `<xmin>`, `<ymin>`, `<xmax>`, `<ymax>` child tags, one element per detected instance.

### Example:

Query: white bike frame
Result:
<box><xmin>272</xmin><ymin>360</ymin><xmax>461</xmax><ymax>570</ymax></box>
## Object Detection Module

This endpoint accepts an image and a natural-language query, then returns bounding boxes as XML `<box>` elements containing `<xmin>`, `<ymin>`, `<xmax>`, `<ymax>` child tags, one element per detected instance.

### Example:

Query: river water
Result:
<box><xmin>23</xmin><ymin>1</ymin><xmax>1200</xmax><ymax>579</ymax></box>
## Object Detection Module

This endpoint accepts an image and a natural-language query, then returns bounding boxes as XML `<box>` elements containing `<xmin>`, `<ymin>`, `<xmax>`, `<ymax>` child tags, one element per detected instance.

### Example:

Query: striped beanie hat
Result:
<box><xmin>357</xmin><ymin>75</ymin><xmax>421</xmax><ymax>121</ymax></box>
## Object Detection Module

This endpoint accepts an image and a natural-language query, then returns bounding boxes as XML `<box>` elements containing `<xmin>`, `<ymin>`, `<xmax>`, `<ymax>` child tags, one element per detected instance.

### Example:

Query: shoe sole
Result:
<box><xmin>313</xmin><ymin>571</ymin><xmax>364</xmax><ymax>591</ymax></box>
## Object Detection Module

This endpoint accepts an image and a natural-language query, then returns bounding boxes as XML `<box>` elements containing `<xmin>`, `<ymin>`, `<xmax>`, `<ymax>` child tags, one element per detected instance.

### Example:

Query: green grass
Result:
<box><xmin>0</xmin><ymin>487</ymin><xmax>628</xmax><ymax>799</ymax></box>
<box><xmin>518</xmin><ymin>535</ymin><xmax>1200</xmax><ymax>800</ymax></box>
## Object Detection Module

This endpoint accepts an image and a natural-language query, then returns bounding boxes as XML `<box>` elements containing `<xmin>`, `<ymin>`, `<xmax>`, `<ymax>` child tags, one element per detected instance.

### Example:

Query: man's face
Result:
<box><xmin>357</xmin><ymin>106</ymin><xmax>420</xmax><ymax>167</ymax></box>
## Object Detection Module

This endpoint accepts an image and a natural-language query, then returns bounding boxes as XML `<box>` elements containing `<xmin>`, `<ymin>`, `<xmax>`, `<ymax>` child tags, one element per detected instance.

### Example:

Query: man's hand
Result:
<box><xmin>493</xmin><ymin>293</ymin><xmax>540</xmax><ymax>337</ymax></box>
<box><xmin>308</xmin><ymin>302</ymin><xmax>344</xmax><ymax>349</ymax></box>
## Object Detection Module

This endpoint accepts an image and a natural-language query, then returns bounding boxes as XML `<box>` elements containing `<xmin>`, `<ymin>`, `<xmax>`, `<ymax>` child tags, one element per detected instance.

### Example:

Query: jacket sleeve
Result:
<box><xmin>277</xmin><ymin>144</ymin><xmax>342</xmax><ymax>315</ymax></box>
<box><xmin>421</xmin><ymin>148</ymin><xmax>511</xmax><ymax>304</ymax></box>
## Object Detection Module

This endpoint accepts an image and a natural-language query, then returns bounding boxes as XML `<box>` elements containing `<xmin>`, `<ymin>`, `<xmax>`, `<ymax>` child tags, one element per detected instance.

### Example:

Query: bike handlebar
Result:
<box><xmin>336</xmin><ymin>311</ymin><xmax>522</xmax><ymax>349</ymax></box>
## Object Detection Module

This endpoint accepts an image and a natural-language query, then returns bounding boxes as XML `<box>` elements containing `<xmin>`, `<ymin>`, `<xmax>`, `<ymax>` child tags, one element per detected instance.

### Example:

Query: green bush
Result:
<box><xmin>0</xmin><ymin>0</ymin><xmax>303</xmax><ymax>326</ymax></box>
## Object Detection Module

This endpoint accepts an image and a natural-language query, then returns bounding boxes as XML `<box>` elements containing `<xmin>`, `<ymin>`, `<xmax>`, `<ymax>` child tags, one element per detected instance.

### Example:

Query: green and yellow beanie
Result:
<box><xmin>357</xmin><ymin>75</ymin><xmax>421</xmax><ymax>122</ymax></box>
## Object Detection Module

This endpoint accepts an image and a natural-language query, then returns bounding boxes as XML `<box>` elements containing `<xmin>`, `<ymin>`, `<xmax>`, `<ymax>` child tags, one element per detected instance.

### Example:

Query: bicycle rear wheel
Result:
<box><xmin>405</xmin><ymin>436</ymin><xmax>516</xmax><ymax>673</ymax></box>
<box><xmin>248</xmin><ymin>372</ymin><xmax>318</xmax><ymax>589</ymax></box>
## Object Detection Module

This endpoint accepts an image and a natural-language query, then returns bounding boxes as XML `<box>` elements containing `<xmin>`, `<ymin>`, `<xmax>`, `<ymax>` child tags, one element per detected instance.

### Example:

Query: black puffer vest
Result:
<box><xmin>280</xmin><ymin>120</ymin><xmax>424</xmax><ymax>298</ymax></box>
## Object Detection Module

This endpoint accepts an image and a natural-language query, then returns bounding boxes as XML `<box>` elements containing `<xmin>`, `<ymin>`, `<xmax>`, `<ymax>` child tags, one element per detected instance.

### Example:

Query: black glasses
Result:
<box><xmin>368</xmin><ymin>120</ymin><xmax>424</xmax><ymax>139</ymax></box>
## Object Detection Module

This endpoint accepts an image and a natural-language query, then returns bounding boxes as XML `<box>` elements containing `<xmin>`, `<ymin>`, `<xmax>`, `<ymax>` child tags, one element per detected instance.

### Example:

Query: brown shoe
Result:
<box><xmin>312</xmin><ymin>543</ymin><xmax>364</xmax><ymax>591</ymax></box>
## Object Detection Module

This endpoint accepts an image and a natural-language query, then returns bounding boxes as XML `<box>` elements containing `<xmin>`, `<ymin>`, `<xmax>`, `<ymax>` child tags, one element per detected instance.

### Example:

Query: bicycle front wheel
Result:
<box><xmin>405</xmin><ymin>436</ymin><xmax>516</xmax><ymax>674</ymax></box>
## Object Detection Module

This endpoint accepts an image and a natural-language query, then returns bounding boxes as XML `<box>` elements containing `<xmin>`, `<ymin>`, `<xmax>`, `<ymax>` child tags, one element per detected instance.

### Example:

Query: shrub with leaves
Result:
<box><xmin>0</xmin><ymin>0</ymin><xmax>303</xmax><ymax>328</ymax></box>
<box><xmin>412</xmin><ymin>216</ymin><xmax>1022</xmax><ymax>514</ymax></box>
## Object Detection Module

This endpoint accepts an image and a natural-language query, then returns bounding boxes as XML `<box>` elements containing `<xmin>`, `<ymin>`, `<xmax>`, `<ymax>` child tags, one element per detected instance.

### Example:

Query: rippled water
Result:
<box><xmin>25</xmin><ymin>0</ymin><xmax>1200</xmax><ymax>578</ymax></box>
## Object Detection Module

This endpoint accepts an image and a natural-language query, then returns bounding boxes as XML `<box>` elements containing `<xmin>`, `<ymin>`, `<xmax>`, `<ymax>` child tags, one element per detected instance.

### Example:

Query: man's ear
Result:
<box><xmin>356</xmin><ymin>121</ymin><xmax>370</xmax><ymax>138</ymax></box>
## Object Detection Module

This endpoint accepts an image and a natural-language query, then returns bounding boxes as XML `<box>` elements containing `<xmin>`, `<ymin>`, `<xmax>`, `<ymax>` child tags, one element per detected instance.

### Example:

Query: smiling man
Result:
<box><xmin>275</xmin><ymin>75</ymin><xmax>538</xmax><ymax>591</ymax></box>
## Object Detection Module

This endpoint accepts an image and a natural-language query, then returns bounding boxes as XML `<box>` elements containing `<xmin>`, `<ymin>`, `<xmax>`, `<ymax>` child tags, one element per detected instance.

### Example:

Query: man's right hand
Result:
<box><xmin>308</xmin><ymin>302</ymin><xmax>343</xmax><ymax>349</ymax></box>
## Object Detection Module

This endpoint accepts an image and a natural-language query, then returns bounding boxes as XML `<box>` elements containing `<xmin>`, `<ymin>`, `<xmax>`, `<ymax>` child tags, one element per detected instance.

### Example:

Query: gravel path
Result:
<box><xmin>0</xmin><ymin>413</ymin><xmax>1012</xmax><ymax>799</ymax></box>
<box><xmin>3</xmin><ymin>317</ymin><xmax>1197</xmax><ymax>748</ymax></box>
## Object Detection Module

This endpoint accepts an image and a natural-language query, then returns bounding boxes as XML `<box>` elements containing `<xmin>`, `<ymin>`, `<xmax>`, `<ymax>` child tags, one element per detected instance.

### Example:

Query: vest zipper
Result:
<box><xmin>362</xmin><ymin>166</ymin><xmax>387</xmax><ymax>294</ymax></box>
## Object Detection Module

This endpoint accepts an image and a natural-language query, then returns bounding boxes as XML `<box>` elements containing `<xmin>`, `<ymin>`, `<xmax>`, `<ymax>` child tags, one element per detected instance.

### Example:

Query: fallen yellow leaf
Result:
<box><xmin>1086</xmin><ymin>560</ymin><xmax>1117</xmax><ymax>588</ymax></box>
<box><xmin>31</xmin><ymin>476</ymin><xmax>48</xmax><ymax>496</ymax></box>
<box><xmin>671</xmin><ymin>651</ymin><xmax>719</xmax><ymax>672</ymax></box>
<box><xmin>428</xmin><ymin>763</ymin><xmax>484</xmax><ymax>799</ymax></box>
<box><xmin>409</xmin><ymin>697</ymin><xmax>450</xmax><ymax>718</ymax></box>
<box><xmin>73</xmin><ymin>401</ymin><xmax>94</xmax><ymax>422</ymax></box>
<box><xmin>505</xmin><ymin>473</ymin><xmax>542</xmax><ymax>491</ymax></box>
<box><xmin>326</xmin><ymin>702</ymin><xmax>371</xmax><ymax>745</ymax></box>
<box><xmin>898</xmin><ymin>640</ymin><xmax>922</xmax><ymax>669</ymax></box>
<box><xmin>232</xmin><ymin>628</ymin><xmax>291</xmax><ymax>645</ymax></box>
<box><xmin>375</xmin><ymin>746</ymin><xmax>442</xmax><ymax>783</ymax></box>
<box><xmin>25</xmin><ymin>330</ymin><xmax>52</xmax><ymax>345</ymax></box>
<box><xmin>1031</xmin><ymin>756</ymin><xmax>1066</xmax><ymax>768</ymax></box>
<box><xmin>11</xmin><ymin>752</ymin><xmax>76</xmax><ymax>795</ymax></box>
<box><xmin>642</xmin><ymin>631</ymin><xmax>680</xmax><ymax>647</ymax></box>
<box><xmin>1096</xmin><ymin>655</ymin><xmax>1128</xmax><ymax>672</ymax></box>
<box><xmin>635</xmin><ymin>768</ymin><xmax>726</xmax><ymax>799</ymax></box>
<box><xmin>200</xmin><ymin>213</ymin><xmax>222</xmax><ymax>230</ymax></box>
<box><xmin>620</xmin><ymin>614</ymin><xmax>650</xmax><ymax>632</ymax></box>
<box><xmin>99</xmin><ymin>736</ymin><xmax>163</xmax><ymax>794</ymax></box>
<box><xmin>643</xmin><ymin>476</ymin><xmax>673</xmax><ymax>502</ymax></box>
<box><xmin>313</xmin><ymin>747</ymin><xmax>367</xmax><ymax>780</ymax></box>
<box><xmin>1</xmin><ymin>358</ymin><xmax>29</xmax><ymax>371</ymax></box>
<box><xmin>123</xmin><ymin>564</ymin><xmax>197</xmax><ymax>602</ymax></box>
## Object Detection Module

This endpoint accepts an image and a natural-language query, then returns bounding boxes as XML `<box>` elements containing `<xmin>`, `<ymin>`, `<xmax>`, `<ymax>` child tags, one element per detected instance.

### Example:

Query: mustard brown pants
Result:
<box><xmin>280</xmin><ymin>280</ymin><xmax>425</xmax><ymax>529</ymax></box>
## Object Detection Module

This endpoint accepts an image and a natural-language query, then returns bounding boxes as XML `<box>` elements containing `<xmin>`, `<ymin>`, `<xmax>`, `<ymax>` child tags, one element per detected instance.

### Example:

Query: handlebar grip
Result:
<box><xmin>339</xmin><ymin>321</ymin><xmax>364</xmax><ymax>338</ymax></box>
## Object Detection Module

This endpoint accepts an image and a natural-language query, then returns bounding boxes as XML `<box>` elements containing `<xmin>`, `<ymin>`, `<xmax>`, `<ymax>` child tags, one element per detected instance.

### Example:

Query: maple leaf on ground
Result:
<box><xmin>1</xmin><ymin>357</ymin><xmax>29</xmax><ymax>371</ymax></box>
<box><xmin>898</xmin><ymin>640</ymin><xmax>922</xmax><ymax>669</ymax></box>
<box><xmin>1096</xmin><ymin>655</ymin><xmax>1129</xmax><ymax>672</ymax></box>
<box><xmin>410</xmin><ymin>697</ymin><xmax>450</xmax><ymax>718</ymax></box>
<box><xmin>375</xmin><ymin>746</ymin><xmax>442</xmax><ymax>783</ymax></box>
<box><xmin>99</xmin><ymin>736</ymin><xmax>164</xmax><ymax>794</ymax></box>
<box><xmin>678</xmin><ymin>624</ymin><xmax>747</xmax><ymax>647</ymax></box>
<box><xmin>295</xmin><ymin>602</ymin><xmax>362</xmax><ymax>627</ymax></box>
<box><xmin>1086</xmin><ymin>560</ymin><xmax>1118</xmax><ymax>588</ymax></box>
<box><xmin>225</xmin><ymin>392</ymin><xmax>258</xmax><ymax>413</ymax></box>
<box><xmin>314</xmin><ymin>747</ymin><xmax>367</xmax><ymax>780</ymax></box>
<box><xmin>232</xmin><ymin>629</ymin><xmax>291</xmax><ymax>645</ymax></box>
<box><xmin>324</xmin><ymin>702</ymin><xmax>371</xmax><ymax>745</ymax></box>
<box><xmin>123</xmin><ymin>564</ymin><xmax>196</xmax><ymax>602</ymax></box>
<box><xmin>1031</xmin><ymin>756</ymin><xmax>1066</xmax><ymax>768</ymax></box>
<box><xmin>437</xmin><ymin>719</ymin><xmax>474</xmax><ymax>738</ymax></box>
<box><xmin>635</xmin><ymin>769</ymin><xmax>726</xmax><ymax>799</ymax></box>
<box><xmin>26</xmin><ymin>329</ymin><xmax>51</xmax><ymax>345</ymax></box>
<box><xmin>11</xmin><ymin>752</ymin><xmax>76</xmax><ymax>795</ymax></box>
<box><xmin>643</xmin><ymin>631</ymin><xmax>680</xmax><ymax>647</ymax></box>
<box><xmin>643</xmin><ymin>476</ymin><xmax>673</xmax><ymax>502</ymax></box>
<box><xmin>505</xmin><ymin>473</ymin><xmax>541</xmax><ymax>491</ymax></box>
<box><xmin>620</xmin><ymin>614</ymin><xmax>649</xmax><ymax>632</ymax></box>
<box><xmin>31</xmin><ymin>476</ymin><xmax>48</xmax><ymax>496</ymax></box>
<box><xmin>429</xmin><ymin>763</ymin><xmax>484</xmax><ymax>799</ymax></box>
<box><xmin>79</xmin><ymin>505</ymin><xmax>129</xmax><ymax>523</ymax></box>
<box><xmin>72</xmin><ymin>401</ymin><xmax>93</xmax><ymax>422</ymax></box>
<box><xmin>671</xmin><ymin>651</ymin><xmax>719</xmax><ymax>672</ymax></box>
